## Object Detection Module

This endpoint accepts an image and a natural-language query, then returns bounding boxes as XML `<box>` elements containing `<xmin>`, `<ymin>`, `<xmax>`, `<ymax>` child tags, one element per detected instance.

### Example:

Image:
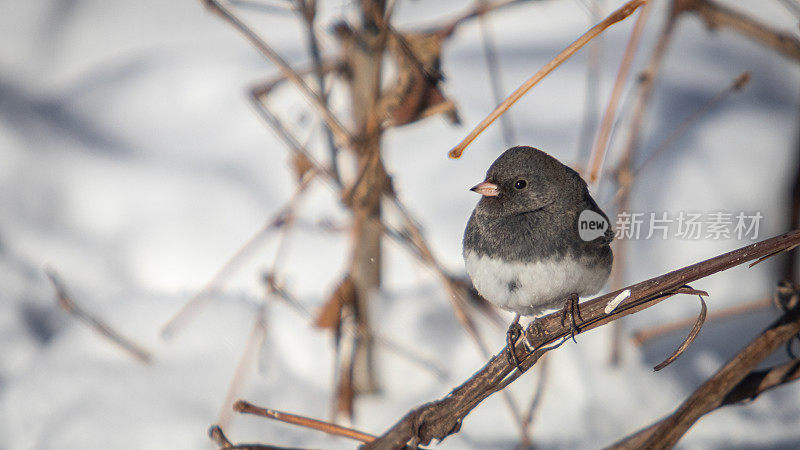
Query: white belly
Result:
<box><xmin>464</xmin><ymin>251</ymin><xmax>609</xmax><ymax>316</ymax></box>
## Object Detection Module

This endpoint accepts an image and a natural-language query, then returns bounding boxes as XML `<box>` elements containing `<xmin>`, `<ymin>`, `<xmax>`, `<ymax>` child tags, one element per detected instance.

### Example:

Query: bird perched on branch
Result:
<box><xmin>463</xmin><ymin>146</ymin><xmax>613</xmax><ymax>368</ymax></box>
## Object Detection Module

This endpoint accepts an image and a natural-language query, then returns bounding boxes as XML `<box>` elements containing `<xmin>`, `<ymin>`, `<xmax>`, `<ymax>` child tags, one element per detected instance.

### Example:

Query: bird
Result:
<box><xmin>462</xmin><ymin>146</ymin><xmax>613</xmax><ymax>368</ymax></box>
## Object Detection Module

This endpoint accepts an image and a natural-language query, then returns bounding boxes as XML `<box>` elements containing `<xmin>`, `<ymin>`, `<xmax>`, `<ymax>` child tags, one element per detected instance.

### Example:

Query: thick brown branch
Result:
<box><xmin>721</xmin><ymin>359</ymin><xmax>800</xmax><ymax>405</ymax></box>
<box><xmin>611</xmin><ymin>310</ymin><xmax>800</xmax><ymax>449</ymax></box>
<box><xmin>363</xmin><ymin>229</ymin><xmax>800</xmax><ymax>449</ymax></box>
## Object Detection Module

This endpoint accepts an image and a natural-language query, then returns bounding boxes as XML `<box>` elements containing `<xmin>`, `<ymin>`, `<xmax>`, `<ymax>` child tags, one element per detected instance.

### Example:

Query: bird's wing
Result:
<box><xmin>569</xmin><ymin>167</ymin><xmax>614</xmax><ymax>246</ymax></box>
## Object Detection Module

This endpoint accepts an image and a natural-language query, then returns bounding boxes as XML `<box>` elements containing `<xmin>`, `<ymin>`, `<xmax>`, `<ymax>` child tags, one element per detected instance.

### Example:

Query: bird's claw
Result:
<box><xmin>560</xmin><ymin>293</ymin><xmax>581</xmax><ymax>343</ymax></box>
<box><xmin>506</xmin><ymin>315</ymin><xmax>524</xmax><ymax>370</ymax></box>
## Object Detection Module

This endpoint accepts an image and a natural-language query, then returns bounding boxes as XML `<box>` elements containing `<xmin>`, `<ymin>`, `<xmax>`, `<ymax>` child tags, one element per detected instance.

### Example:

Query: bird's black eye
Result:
<box><xmin>514</xmin><ymin>179</ymin><xmax>527</xmax><ymax>190</ymax></box>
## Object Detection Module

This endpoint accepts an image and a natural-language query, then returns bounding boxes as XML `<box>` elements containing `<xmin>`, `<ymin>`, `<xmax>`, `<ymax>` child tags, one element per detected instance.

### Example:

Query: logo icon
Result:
<box><xmin>578</xmin><ymin>209</ymin><xmax>609</xmax><ymax>241</ymax></box>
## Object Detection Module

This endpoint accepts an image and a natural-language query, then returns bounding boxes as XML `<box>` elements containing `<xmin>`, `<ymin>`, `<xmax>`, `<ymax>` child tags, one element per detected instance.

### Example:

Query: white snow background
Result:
<box><xmin>2</xmin><ymin>0</ymin><xmax>800</xmax><ymax>448</ymax></box>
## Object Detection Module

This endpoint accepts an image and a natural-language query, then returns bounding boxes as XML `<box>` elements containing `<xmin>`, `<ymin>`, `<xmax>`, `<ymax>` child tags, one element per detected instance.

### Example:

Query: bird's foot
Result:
<box><xmin>506</xmin><ymin>314</ymin><xmax>524</xmax><ymax>370</ymax></box>
<box><xmin>560</xmin><ymin>293</ymin><xmax>581</xmax><ymax>343</ymax></box>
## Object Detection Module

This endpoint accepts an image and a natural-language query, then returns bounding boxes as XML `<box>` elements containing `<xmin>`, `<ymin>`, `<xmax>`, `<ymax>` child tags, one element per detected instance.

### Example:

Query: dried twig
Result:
<box><xmin>653</xmin><ymin>293</ymin><xmax>707</xmax><ymax>371</ymax></box>
<box><xmin>203</xmin><ymin>0</ymin><xmax>355</xmax><ymax>146</ymax></box>
<box><xmin>234</xmin><ymin>400</ymin><xmax>376</xmax><ymax>443</ymax></box>
<box><xmin>245</xmin><ymin>32</ymin><xmax>503</xmax><ymax>354</ymax></box>
<box><xmin>586</xmin><ymin>0</ymin><xmax>652</xmax><ymax>186</ymax></box>
<box><xmin>217</xmin><ymin>305</ymin><xmax>269</xmax><ymax>427</ymax></box>
<box><xmin>778</xmin><ymin>0</ymin><xmax>800</xmax><ymax>21</ymax></box>
<box><xmin>249</xmin><ymin>88</ymin><xmax>340</xmax><ymax>184</ymax></box>
<box><xmin>383</xmin><ymin>194</ymin><xmax>532</xmax><ymax>437</ymax></box>
<box><xmin>362</xmin><ymin>230</ymin><xmax>800</xmax><ymax>449</ymax></box>
<box><xmin>294</xmin><ymin>0</ymin><xmax>341</xmax><ymax>184</ymax></box>
<box><xmin>476</xmin><ymin>0</ymin><xmax>516</xmax><ymax>147</ymax></box>
<box><xmin>378</xmin><ymin>27</ymin><xmax>459</xmax><ymax>127</ymax></box>
<box><xmin>333</xmin><ymin>1</ymin><xmax>397</xmax><ymax>400</ymax></box>
<box><xmin>605</xmin><ymin>2</ymin><xmax>680</xmax><ymax>365</ymax></box>
<box><xmin>45</xmin><ymin>270</ymin><xmax>152</xmax><ymax>364</ymax></box>
<box><xmin>614</xmin><ymin>4</ymin><xmax>679</xmax><ymax>177</ymax></box>
<box><xmin>386</xmin><ymin>197</ymin><xmax>500</xmax><ymax>336</ymax></box>
<box><xmin>520</xmin><ymin>353</ymin><xmax>550</xmax><ymax>441</ymax></box>
<box><xmin>264</xmin><ymin>275</ymin><xmax>450</xmax><ymax>380</ymax></box>
<box><xmin>438</xmin><ymin>0</ymin><xmax>536</xmax><ymax>36</ymax></box>
<box><xmin>250</xmin><ymin>59</ymin><xmax>341</xmax><ymax>99</ymax></box>
<box><xmin>608</xmin><ymin>71</ymin><xmax>751</xmax><ymax>208</ymax></box>
<box><xmin>784</xmin><ymin>103</ymin><xmax>800</xmax><ymax>283</ymax></box>
<box><xmin>641</xmin><ymin>71</ymin><xmax>749</xmax><ymax>175</ymax></box>
<box><xmin>386</xmin><ymin>195</ymin><xmax>532</xmax><ymax>438</ymax></box>
<box><xmin>248</xmin><ymin>77</ymin><xmax>499</xmax><ymax>383</ymax></box>
<box><xmin>383</xmin><ymin>197</ymin><xmax>532</xmax><ymax>442</ymax></box>
<box><xmin>721</xmin><ymin>358</ymin><xmax>800</xmax><ymax>405</ymax></box>
<box><xmin>611</xmin><ymin>309</ymin><xmax>800</xmax><ymax>449</ymax></box>
<box><xmin>576</xmin><ymin>0</ymin><xmax>604</xmax><ymax>162</ymax></box>
<box><xmin>679</xmin><ymin>0</ymin><xmax>800</xmax><ymax>63</ymax></box>
<box><xmin>632</xmin><ymin>296</ymin><xmax>772</xmax><ymax>346</ymax></box>
<box><xmin>160</xmin><ymin>171</ymin><xmax>315</xmax><ymax>338</ymax></box>
<box><xmin>228</xmin><ymin>0</ymin><xmax>293</xmax><ymax>13</ymax></box>
<box><xmin>448</xmin><ymin>0</ymin><xmax>648</xmax><ymax>159</ymax></box>
<box><xmin>209</xmin><ymin>424</ymin><xmax>308</xmax><ymax>449</ymax></box>
<box><xmin>210</xmin><ymin>162</ymin><xmax>313</xmax><ymax>426</ymax></box>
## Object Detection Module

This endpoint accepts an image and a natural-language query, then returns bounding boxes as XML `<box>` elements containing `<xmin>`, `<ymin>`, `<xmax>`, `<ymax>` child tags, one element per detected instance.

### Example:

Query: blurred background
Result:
<box><xmin>2</xmin><ymin>0</ymin><xmax>800</xmax><ymax>448</ymax></box>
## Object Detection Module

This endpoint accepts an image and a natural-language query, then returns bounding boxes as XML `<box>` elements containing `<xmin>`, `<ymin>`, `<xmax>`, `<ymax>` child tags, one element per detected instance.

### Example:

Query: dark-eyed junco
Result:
<box><xmin>463</xmin><ymin>146</ymin><xmax>613</xmax><ymax>366</ymax></box>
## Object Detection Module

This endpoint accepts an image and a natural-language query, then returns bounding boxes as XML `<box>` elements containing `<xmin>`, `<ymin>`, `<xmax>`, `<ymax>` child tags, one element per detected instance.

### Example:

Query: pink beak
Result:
<box><xmin>470</xmin><ymin>180</ymin><xmax>499</xmax><ymax>197</ymax></box>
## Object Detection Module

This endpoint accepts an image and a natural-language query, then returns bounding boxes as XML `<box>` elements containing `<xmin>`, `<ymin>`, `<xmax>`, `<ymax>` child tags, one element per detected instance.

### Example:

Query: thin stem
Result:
<box><xmin>586</xmin><ymin>0</ymin><xmax>652</xmax><ymax>186</ymax></box>
<box><xmin>605</xmin><ymin>4</ymin><xmax>679</xmax><ymax>365</ymax></box>
<box><xmin>265</xmin><ymin>277</ymin><xmax>450</xmax><ymax>380</ymax></box>
<box><xmin>577</xmin><ymin>0</ymin><xmax>605</xmax><ymax>163</ymax></box>
<box><xmin>209</xmin><ymin>424</ymin><xmax>296</xmax><ymax>449</ymax></box>
<box><xmin>45</xmin><ymin>270</ymin><xmax>152</xmax><ymax>364</ymax></box>
<box><xmin>234</xmin><ymin>400</ymin><xmax>376</xmax><ymax>443</ymax></box>
<box><xmin>204</xmin><ymin>0</ymin><xmax>355</xmax><ymax>147</ymax></box>
<box><xmin>160</xmin><ymin>173</ymin><xmax>315</xmax><ymax>338</ymax></box>
<box><xmin>439</xmin><ymin>0</ymin><xmax>536</xmax><ymax>35</ymax></box>
<box><xmin>608</xmin><ymin>72</ymin><xmax>751</xmax><ymax>208</ymax></box>
<box><xmin>296</xmin><ymin>0</ymin><xmax>342</xmax><ymax>185</ymax></box>
<box><xmin>683</xmin><ymin>0</ymin><xmax>800</xmax><ymax>63</ymax></box>
<box><xmin>632</xmin><ymin>296</ymin><xmax>771</xmax><ymax>346</ymax></box>
<box><xmin>448</xmin><ymin>0</ymin><xmax>648</xmax><ymax>159</ymax></box>
<box><xmin>217</xmin><ymin>306</ymin><xmax>268</xmax><ymax>427</ymax></box>
<box><xmin>477</xmin><ymin>0</ymin><xmax>516</xmax><ymax>147</ymax></box>
<box><xmin>520</xmin><ymin>353</ymin><xmax>550</xmax><ymax>441</ymax></box>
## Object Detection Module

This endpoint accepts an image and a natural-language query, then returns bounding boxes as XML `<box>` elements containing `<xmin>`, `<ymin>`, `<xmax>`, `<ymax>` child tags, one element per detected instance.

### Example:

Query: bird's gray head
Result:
<box><xmin>470</xmin><ymin>146</ymin><xmax>579</xmax><ymax>218</ymax></box>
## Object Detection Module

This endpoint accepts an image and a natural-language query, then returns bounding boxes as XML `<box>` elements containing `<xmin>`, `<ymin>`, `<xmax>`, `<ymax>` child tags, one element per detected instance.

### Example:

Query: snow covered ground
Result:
<box><xmin>2</xmin><ymin>0</ymin><xmax>800</xmax><ymax>448</ymax></box>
